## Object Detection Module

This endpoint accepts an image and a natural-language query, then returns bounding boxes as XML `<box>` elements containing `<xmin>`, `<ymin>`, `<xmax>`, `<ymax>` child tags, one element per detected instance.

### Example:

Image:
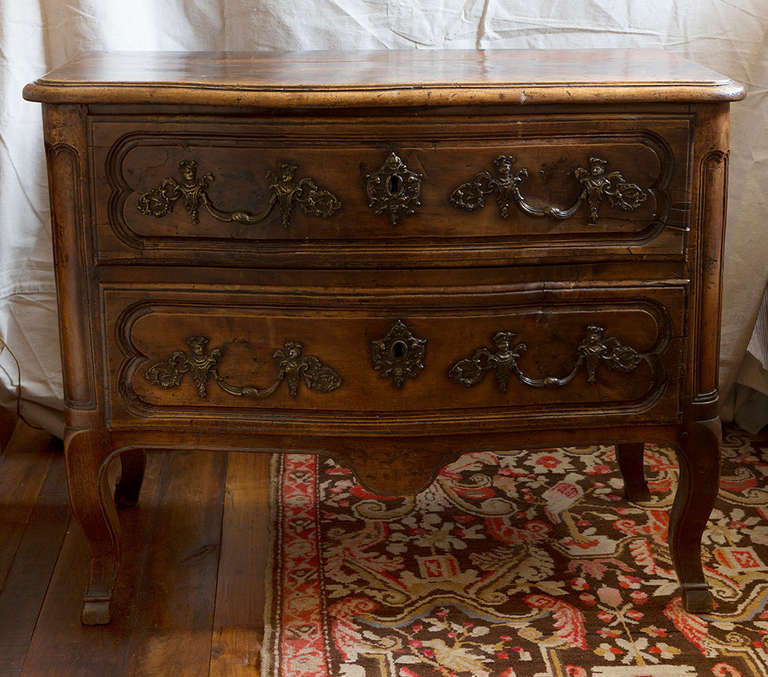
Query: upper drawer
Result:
<box><xmin>91</xmin><ymin>114</ymin><xmax>692</xmax><ymax>267</ymax></box>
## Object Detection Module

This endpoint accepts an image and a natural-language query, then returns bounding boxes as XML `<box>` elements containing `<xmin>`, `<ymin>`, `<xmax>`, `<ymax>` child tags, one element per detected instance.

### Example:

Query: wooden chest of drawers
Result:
<box><xmin>24</xmin><ymin>49</ymin><xmax>744</xmax><ymax>624</ymax></box>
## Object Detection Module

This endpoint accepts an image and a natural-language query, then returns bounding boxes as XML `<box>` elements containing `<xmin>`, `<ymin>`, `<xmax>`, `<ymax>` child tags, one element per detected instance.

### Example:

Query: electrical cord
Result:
<box><xmin>0</xmin><ymin>336</ymin><xmax>46</xmax><ymax>431</ymax></box>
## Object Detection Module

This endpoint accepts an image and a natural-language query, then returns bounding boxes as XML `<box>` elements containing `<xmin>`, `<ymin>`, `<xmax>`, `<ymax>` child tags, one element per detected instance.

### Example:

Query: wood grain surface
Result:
<box><xmin>23</xmin><ymin>49</ymin><xmax>745</xmax><ymax>106</ymax></box>
<box><xmin>11</xmin><ymin>441</ymin><xmax>268</xmax><ymax>676</ymax></box>
<box><xmin>25</xmin><ymin>49</ymin><xmax>740</xmax><ymax>622</ymax></box>
<box><xmin>90</xmin><ymin>113</ymin><xmax>688</xmax><ymax>266</ymax></box>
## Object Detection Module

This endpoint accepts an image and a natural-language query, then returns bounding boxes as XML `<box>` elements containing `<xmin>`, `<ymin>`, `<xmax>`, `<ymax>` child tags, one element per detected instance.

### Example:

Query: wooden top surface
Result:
<box><xmin>23</xmin><ymin>49</ymin><xmax>745</xmax><ymax>107</ymax></box>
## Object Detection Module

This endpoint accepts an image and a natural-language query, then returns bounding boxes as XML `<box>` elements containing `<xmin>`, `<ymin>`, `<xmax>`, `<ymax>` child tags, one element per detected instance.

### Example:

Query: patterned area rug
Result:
<box><xmin>262</xmin><ymin>428</ymin><xmax>768</xmax><ymax>676</ymax></box>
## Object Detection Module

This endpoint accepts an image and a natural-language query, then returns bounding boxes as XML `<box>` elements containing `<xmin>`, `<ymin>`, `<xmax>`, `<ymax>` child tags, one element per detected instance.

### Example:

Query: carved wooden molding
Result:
<box><xmin>102</xmin><ymin>130</ymin><xmax>672</xmax><ymax>262</ymax></box>
<box><xmin>144</xmin><ymin>336</ymin><xmax>342</xmax><ymax>400</ymax></box>
<box><xmin>45</xmin><ymin>140</ymin><xmax>98</xmax><ymax>410</ymax></box>
<box><xmin>450</xmin><ymin>155</ymin><xmax>647</xmax><ymax>225</ymax></box>
<box><xmin>692</xmin><ymin>149</ymin><xmax>728</xmax><ymax>405</ymax></box>
<box><xmin>137</xmin><ymin>160</ymin><xmax>341</xmax><ymax>228</ymax></box>
<box><xmin>113</xmin><ymin>292</ymin><xmax>674</xmax><ymax>427</ymax></box>
<box><xmin>449</xmin><ymin>325</ymin><xmax>645</xmax><ymax>392</ymax></box>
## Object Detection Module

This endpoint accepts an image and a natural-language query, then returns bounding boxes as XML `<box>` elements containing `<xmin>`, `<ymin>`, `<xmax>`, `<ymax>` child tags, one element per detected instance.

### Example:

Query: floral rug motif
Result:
<box><xmin>262</xmin><ymin>427</ymin><xmax>768</xmax><ymax>676</ymax></box>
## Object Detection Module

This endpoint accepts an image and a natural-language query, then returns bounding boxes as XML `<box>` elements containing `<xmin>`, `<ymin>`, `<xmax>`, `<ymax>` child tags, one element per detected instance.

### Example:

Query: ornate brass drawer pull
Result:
<box><xmin>144</xmin><ymin>336</ymin><xmax>341</xmax><ymax>400</ymax></box>
<box><xmin>449</xmin><ymin>325</ymin><xmax>644</xmax><ymax>392</ymax></box>
<box><xmin>450</xmin><ymin>155</ymin><xmax>647</xmax><ymax>225</ymax></box>
<box><xmin>137</xmin><ymin>160</ymin><xmax>341</xmax><ymax>228</ymax></box>
<box><xmin>364</xmin><ymin>152</ymin><xmax>423</xmax><ymax>224</ymax></box>
<box><xmin>371</xmin><ymin>320</ymin><xmax>427</xmax><ymax>388</ymax></box>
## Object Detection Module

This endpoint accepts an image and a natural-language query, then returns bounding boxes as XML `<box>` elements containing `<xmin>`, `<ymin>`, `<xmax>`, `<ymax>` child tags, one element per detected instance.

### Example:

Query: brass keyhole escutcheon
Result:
<box><xmin>371</xmin><ymin>320</ymin><xmax>427</xmax><ymax>389</ymax></box>
<box><xmin>363</xmin><ymin>152</ymin><xmax>423</xmax><ymax>225</ymax></box>
<box><xmin>391</xmin><ymin>340</ymin><xmax>407</xmax><ymax>358</ymax></box>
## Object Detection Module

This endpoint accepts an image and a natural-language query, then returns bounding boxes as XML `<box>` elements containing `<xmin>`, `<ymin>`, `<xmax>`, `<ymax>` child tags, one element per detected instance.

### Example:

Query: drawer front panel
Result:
<box><xmin>105</xmin><ymin>284</ymin><xmax>684</xmax><ymax>433</ymax></box>
<box><xmin>92</xmin><ymin>115</ymin><xmax>691</xmax><ymax>266</ymax></box>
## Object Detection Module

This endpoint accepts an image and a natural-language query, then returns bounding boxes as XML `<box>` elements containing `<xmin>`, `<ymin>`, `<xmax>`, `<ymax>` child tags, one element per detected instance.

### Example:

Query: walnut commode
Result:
<box><xmin>24</xmin><ymin>49</ymin><xmax>744</xmax><ymax>624</ymax></box>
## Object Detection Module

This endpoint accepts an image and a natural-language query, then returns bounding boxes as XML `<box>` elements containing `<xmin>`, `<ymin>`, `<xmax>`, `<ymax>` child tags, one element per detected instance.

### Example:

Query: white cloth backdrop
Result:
<box><xmin>1</xmin><ymin>0</ymin><xmax>767</xmax><ymax>436</ymax></box>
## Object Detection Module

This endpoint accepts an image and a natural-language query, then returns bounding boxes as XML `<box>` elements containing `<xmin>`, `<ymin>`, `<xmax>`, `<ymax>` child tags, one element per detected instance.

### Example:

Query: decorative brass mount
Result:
<box><xmin>449</xmin><ymin>325</ymin><xmax>644</xmax><ymax>392</ymax></box>
<box><xmin>371</xmin><ymin>320</ymin><xmax>427</xmax><ymax>388</ymax></box>
<box><xmin>137</xmin><ymin>160</ymin><xmax>341</xmax><ymax>229</ymax></box>
<box><xmin>363</xmin><ymin>152</ymin><xmax>423</xmax><ymax>225</ymax></box>
<box><xmin>450</xmin><ymin>155</ymin><xmax>647</xmax><ymax>225</ymax></box>
<box><xmin>144</xmin><ymin>336</ymin><xmax>341</xmax><ymax>400</ymax></box>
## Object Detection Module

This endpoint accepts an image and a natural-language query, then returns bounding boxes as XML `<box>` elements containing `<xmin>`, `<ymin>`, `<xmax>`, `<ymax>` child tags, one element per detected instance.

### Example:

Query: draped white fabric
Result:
<box><xmin>2</xmin><ymin>0</ymin><xmax>767</xmax><ymax>434</ymax></box>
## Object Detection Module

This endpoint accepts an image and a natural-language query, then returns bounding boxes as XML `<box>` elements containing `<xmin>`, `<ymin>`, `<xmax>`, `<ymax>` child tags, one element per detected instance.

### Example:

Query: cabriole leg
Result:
<box><xmin>64</xmin><ymin>428</ymin><xmax>120</xmax><ymax>625</ymax></box>
<box><xmin>616</xmin><ymin>442</ymin><xmax>651</xmax><ymax>502</ymax></box>
<box><xmin>669</xmin><ymin>419</ymin><xmax>721</xmax><ymax>614</ymax></box>
<box><xmin>114</xmin><ymin>449</ymin><xmax>147</xmax><ymax>508</ymax></box>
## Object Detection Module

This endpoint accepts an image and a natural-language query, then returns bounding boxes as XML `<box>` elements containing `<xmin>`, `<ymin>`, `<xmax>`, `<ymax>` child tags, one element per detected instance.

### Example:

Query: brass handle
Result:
<box><xmin>449</xmin><ymin>325</ymin><xmax>644</xmax><ymax>392</ymax></box>
<box><xmin>145</xmin><ymin>336</ymin><xmax>341</xmax><ymax>400</ymax></box>
<box><xmin>450</xmin><ymin>155</ymin><xmax>647</xmax><ymax>225</ymax></box>
<box><xmin>137</xmin><ymin>160</ymin><xmax>341</xmax><ymax>229</ymax></box>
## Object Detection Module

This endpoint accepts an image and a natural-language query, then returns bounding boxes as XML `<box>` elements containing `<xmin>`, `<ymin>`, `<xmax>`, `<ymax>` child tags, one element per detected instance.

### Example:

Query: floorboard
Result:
<box><xmin>21</xmin><ymin>452</ymin><xmax>166</xmax><ymax>676</ymax></box>
<box><xmin>209</xmin><ymin>452</ymin><xmax>272</xmax><ymax>677</ymax></box>
<box><xmin>0</xmin><ymin>423</ymin><xmax>58</xmax><ymax>591</ymax></box>
<box><xmin>22</xmin><ymin>451</ymin><xmax>228</xmax><ymax>676</ymax></box>
<box><xmin>0</xmin><ymin>445</ymin><xmax>68</xmax><ymax>675</ymax></box>
<box><xmin>120</xmin><ymin>450</ymin><xmax>228</xmax><ymax>677</ymax></box>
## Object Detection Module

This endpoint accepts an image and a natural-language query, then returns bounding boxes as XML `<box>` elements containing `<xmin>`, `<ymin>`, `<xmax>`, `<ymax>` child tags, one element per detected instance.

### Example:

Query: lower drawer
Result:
<box><xmin>105</xmin><ymin>283</ymin><xmax>684</xmax><ymax>434</ymax></box>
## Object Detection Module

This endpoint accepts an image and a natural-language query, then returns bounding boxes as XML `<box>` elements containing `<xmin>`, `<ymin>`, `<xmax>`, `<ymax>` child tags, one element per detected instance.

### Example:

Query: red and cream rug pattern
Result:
<box><xmin>263</xmin><ymin>428</ymin><xmax>768</xmax><ymax>676</ymax></box>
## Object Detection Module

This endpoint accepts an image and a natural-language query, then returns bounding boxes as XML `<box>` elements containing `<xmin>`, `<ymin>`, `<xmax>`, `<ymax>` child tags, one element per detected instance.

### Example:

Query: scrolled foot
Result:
<box><xmin>681</xmin><ymin>584</ymin><xmax>714</xmax><ymax>614</ymax></box>
<box><xmin>82</xmin><ymin>599</ymin><xmax>111</xmax><ymax>625</ymax></box>
<box><xmin>65</xmin><ymin>428</ymin><xmax>120</xmax><ymax>626</ymax></box>
<box><xmin>669</xmin><ymin>418</ymin><xmax>720</xmax><ymax>616</ymax></box>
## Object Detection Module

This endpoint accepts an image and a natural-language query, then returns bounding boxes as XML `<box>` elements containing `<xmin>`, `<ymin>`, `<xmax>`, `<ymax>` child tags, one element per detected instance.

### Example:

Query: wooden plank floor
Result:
<box><xmin>9</xmin><ymin>419</ymin><xmax>767</xmax><ymax>676</ymax></box>
<box><xmin>0</xmin><ymin>421</ymin><xmax>270</xmax><ymax>676</ymax></box>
